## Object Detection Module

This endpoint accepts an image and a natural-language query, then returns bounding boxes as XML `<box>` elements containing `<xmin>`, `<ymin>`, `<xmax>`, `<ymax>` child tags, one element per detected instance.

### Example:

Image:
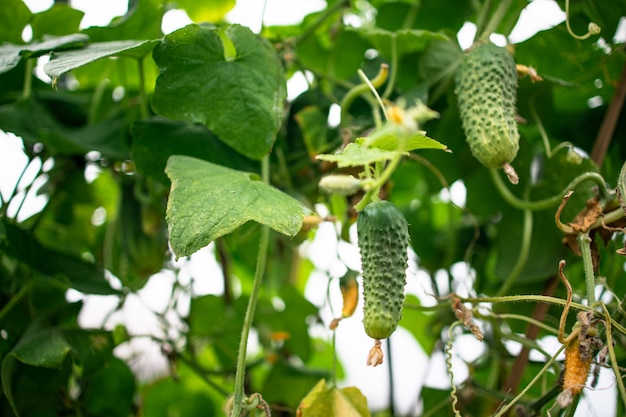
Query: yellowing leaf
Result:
<box><xmin>297</xmin><ymin>379</ymin><xmax>370</xmax><ymax>417</ymax></box>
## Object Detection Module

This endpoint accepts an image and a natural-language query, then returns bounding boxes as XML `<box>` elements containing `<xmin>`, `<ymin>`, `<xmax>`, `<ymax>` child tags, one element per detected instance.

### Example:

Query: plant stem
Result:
<box><xmin>489</xmin><ymin>168</ymin><xmax>611</xmax><ymax>211</ymax></box>
<box><xmin>339</xmin><ymin>64</ymin><xmax>389</xmax><ymax>127</ymax></box>
<box><xmin>230</xmin><ymin>157</ymin><xmax>271</xmax><ymax>417</ymax></box>
<box><xmin>496</xmin><ymin>202</ymin><xmax>532</xmax><ymax>297</ymax></box>
<box><xmin>473</xmin><ymin>0</ymin><xmax>492</xmax><ymax>43</ymax></box>
<box><xmin>22</xmin><ymin>58</ymin><xmax>34</xmax><ymax>100</ymax></box>
<box><xmin>0</xmin><ymin>279</ymin><xmax>37</xmax><ymax>322</ymax></box>
<box><xmin>137</xmin><ymin>58</ymin><xmax>149</xmax><ymax>119</ymax></box>
<box><xmin>493</xmin><ymin>344</ymin><xmax>565</xmax><ymax>417</ymax></box>
<box><xmin>477</xmin><ymin>0</ymin><xmax>512</xmax><ymax>42</ymax></box>
<box><xmin>354</xmin><ymin>152</ymin><xmax>402</xmax><ymax>212</ymax></box>
<box><xmin>381</xmin><ymin>35</ymin><xmax>398</xmax><ymax>100</ymax></box>
<box><xmin>386</xmin><ymin>337</ymin><xmax>395</xmax><ymax>416</ymax></box>
<box><xmin>295</xmin><ymin>0</ymin><xmax>349</xmax><ymax>44</ymax></box>
<box><xmin>577</xmin><ymin>233</ymin><xmax>596</xmax><ymax>306</ymax></box>
<box><xmin>601</xmin><ymin>303</ymin><xmax>626</xmax><ymax>409</ymax></box>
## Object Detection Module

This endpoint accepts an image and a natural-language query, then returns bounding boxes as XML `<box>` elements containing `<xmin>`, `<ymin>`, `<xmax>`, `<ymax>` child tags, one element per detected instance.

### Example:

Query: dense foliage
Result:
<box><xmin>1</xmin><ymin>0</ymin><xmax>626</xmax><ymax>416</ymax></box>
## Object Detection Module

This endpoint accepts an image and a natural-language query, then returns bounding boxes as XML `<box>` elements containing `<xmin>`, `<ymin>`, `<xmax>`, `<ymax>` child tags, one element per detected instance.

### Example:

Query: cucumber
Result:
<box><xmin>455</xmin><ymin>42</ymin><xmax>520</xmax><ymax>182</ymax></box>
<box><xmin>357</xmin><ymin>200</ymin><xmax>409</xmax><ymax>341</ymax></box>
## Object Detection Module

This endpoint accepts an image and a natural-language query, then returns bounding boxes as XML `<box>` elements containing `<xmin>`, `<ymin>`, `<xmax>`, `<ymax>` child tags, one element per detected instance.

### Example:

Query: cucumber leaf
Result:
<box><xmin>165</xmin><ymin>155</ymin><xmax>311</xmax><ymax>258</ymax></box>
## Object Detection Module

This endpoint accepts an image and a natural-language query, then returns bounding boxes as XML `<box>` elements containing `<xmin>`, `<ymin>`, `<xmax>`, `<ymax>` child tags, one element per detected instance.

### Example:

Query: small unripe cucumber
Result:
<box><xmin>455</xmin><ymin>43</ymin><xmax>519</xmax><ymax>170</ymax></box>
<box><xmin>357</xmin><ymin>200</ymin><xmax>409</xmax><ymax>340</ymax></box>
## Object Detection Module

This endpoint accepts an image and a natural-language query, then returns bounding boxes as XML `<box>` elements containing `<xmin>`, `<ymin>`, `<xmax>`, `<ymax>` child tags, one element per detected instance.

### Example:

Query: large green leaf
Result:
<box><xmin>131</xmin><ymin>118</ymin><xmax>258</xmax><ymax>185</ymax></box>
<box><xmin>0</xmin><ymin>98</ymin><xmax>129</xmax><ymax>159</ymax></box>
<box><xmin>165</xmin><ymin>155</ymin><xmax>310</xmax><ymax>258</ymax></box>
<box><xmin>44</xmin><ymin>39</ymin><xmax>160</xmax><ymax>80</ymax></box>
<box><xmin>81</xmin><ymin>357</ymin><xmax>135</xmax><ymax>417</ymax></box>
<box><xmin>262</xmin><ymin>365</ymin><xmax>333</xmax><ymax>411</ymax></box>
<box><xmin>30</xmin><ymin>5</ymin><xmax>84</xmax><ymax>39</ymax></box>
<box><xmin>103</xmin><ymin>181</ymin><xmax>168</xmax><ymax>290</ymax></box>
<box><xmin>81</xmin><ymin>0</ymin><xmax>163</xmax><ymax>42</ymax></box>
<box><xmin>0</xmin><ymin>34</ymin><xmax>88</xmax><ymax>75</ymax></box>
<box><xmin>0</xmin><ymin>0</ymin><xmax>31</xmax><ymax>44</ymax></box>
<box><xmin>9</xmin><ymin>328</ymin><xmax>71</xmax><ymax>370</ymax></box>
<box><xmin>296</xmin><ymin>27</ymin><xmax>370</xmax><ymax>81</ymax></box>
<box><xmin>350</xmin><ymin>27</ymin><xmax>448</xmax><ymax>59</ymax></box>
<box><xmin>175</xmin><ymin>0</ymin><xmax>235</xmax><ymax>22</ymax></box>
<box><xmin>515</xmin><ymin>23</ymin><xmax>623</xmax><ymax>114</ymax></box>
<box><xmin>142</xmin><ymin>377</ymin><xmax>215</xmax><ymax>417</ymax></box>
<box><xmin>152</xmin><ymin>24</ymin><xmax>286</xmax><ymax>160</ymax></box>
<box><xmin>1</xmin><ymin>326</ymin><xmax>72</xmax><ymax>417</ymax></box>
<box><xmin>1</xmin><ymin>220</ymin><xmax>115</xmax><ymax>295</ymax></box>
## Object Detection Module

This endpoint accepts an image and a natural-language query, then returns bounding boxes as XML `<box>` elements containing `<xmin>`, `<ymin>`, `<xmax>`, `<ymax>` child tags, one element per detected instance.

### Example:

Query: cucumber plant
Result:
<box><xmin>1</xmin><ymin>1</ymin><xmax>625</xmax><ymax>416</ymax></box>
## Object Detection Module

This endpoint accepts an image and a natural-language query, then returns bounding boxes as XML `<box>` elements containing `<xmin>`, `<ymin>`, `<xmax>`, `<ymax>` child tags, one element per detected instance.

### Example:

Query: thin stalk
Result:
<box><xmin>530</xmin><ymin>99</ymin><xmax>553</xmax><ymax>158</ymax></box>
<box><xmin>493</xmin><ymin>344</ymin><xmax>565</xmax><ymax>417</ymax></box>
<box><xmin>11</xmin><ymin>162</ymin><xmax>43</xmax><ymax>221</ymax></box>
<box><xmin>496</xmin><ymin>201</ymin><xmax>532</xmax><ymax>297</ymax></box>
<box><xmin>0</xmin><ymin>279</ymin><xmax>37</xmax><ymax>322</ymax></box>
<box><xmin>137</xmin><ymin>58</ymin><xmax>149</xmax><ymax>119</ymax></box>
<box><xmin>401</xmin><ymin>0</ymin><xmax>419</xmax><ymax>30</ymax></box>
<box><xmin>481</xmin><ymin>313</ymin><xmax>558</xmax><ymax>335</ymax></box>
<box><xmin>477</xmin><ymin>0</ymin><xmax>512</xmax><ymax>42</ymax></box>
<box><xmin>354</xmin><ymin>152</ymin><xmax>402</xmax><ymax>212</ymax></box>
<box><xmin>331</xmin><ymin>331</ymin><xmax>338</xmax><ymax>387</ymax></box>
<box><xmin>295</xmin><ymin>0</ymin><xmax>349</xmax><ymax>44</ymax></box>
<box><xmin>473</xmin><ymin>0</ymin><xmax>492</xmax><ymax>43</ymax></box>
<box><xmin>489</xmin><ymin>169</ymin><xmax>611</xmax><ymax>211</ymax></box>
<box><xmin>381</xmin><ymin>35</ymin><xmax>398</xmax><ymax>100</ymax></box>
<box><xmin>1</xmin><ymin>156</ymin><xmax>34</xmax><ymax>216</ymax></box>
<box><xmin>230</xmin><ymin>156</ymin><xmax>271</xmax><ymax>417</ymax></box>
<box><xmin>386</xmin><ymin>337</ymin><xmax>395</xmax><ymax>416</ymax></box>
<box><xmin>22</xmin><ymin>58</ymin><xmax>34</xmax><ymax>100</ymax></box>
<box><xmin>88</xmin><ymin>79</ymin><xmax>110</xmax><ymax>125</ymax></box>
<box><xmin>176</xmin><ymin>354</ymin><xmax>231</xmax><ymax>397</ymax></box>
<box><xmin>339</xmin><ymin>64</ymin><xmax>389</xmax><ymax>127</ymax></box>
<box><xmin>601</xmin><ymin>303</ymin><xmax>626</xmax><ymax>409</ymax></box>
<box><xmin>577</xmin><ymin>233</ymin><xmax>596</xmax><ymax>306</ymax></box>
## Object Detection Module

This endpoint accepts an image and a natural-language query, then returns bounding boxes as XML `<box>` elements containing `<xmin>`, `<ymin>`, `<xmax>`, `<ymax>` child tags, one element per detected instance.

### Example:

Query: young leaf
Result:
<box><xmin>165</xmin><ymin>155</ymin><xmax>311</xmax><ymax>258</ymax></box>
<box><xmin>151</xmin><ymin>23</ymin><xmax>287</xmax><ymax>160</ymax></box>
<box><xmin>358</xmin><ymin>123</ymin><xmax>448</xmax><ymax>152</ymax></box>
<box><xmin>316</xmin><ymin>142</ymin><xmax>401</xmax><ymax>168</ymax></box>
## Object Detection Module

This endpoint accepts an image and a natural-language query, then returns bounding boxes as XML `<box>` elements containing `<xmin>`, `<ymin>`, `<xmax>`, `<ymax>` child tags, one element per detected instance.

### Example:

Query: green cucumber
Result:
<box><xmin>357</xmin><ymin>200</ymin><xmax>409</xmax><ymax>340</ymax></box>
<box><xmin>455</xmin><ymin>42</ymin><xmax>520</xmax><ymax>181</ymax></box>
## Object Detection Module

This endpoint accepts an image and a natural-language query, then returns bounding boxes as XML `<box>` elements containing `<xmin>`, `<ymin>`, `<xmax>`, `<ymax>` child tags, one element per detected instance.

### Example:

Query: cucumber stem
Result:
<box><xmin>578</xmin><ymin>233</ymin><xmax>596</xmax><ymax>306</ymax></box>
<box><xmin>230</xmin><ymin>156</ymin><xmax>271</xmax><ymax>417</ymax></box>
<box><xmin>489</xmin><ymin>168</ymin><xmax>611</xmax><ymax>212</ymax></box>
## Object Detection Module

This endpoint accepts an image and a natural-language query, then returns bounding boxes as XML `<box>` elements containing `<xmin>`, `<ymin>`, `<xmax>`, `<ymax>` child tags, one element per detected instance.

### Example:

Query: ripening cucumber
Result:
<box><xmin>357</xmin><ymin>200</ymin><xmax>409</xmax><ymax>340</ymax></box>
<box><xmin>455</xmin><ymin>42</ymin><xmax>519</xmax><ymax>173</ymax></box>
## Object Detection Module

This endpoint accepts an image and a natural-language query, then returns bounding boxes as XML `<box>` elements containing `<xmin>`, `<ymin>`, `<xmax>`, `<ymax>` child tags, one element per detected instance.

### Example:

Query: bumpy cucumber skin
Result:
<box><xmin>357</xmin><ymin>200</ymin><xmax>409</xmax><ymax>340</ymax></box>
<box><xmin>455</xmin><ymin>43</ymin><xmax>519</xmax><ymax>169</ymax></box>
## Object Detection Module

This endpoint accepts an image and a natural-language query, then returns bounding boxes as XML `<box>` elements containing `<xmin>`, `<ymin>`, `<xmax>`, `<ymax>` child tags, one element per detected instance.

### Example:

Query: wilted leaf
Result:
<box><xmin>297</xmin><ymin>379</ymin><xmax>370</xmax><ymax>417</ymax></box>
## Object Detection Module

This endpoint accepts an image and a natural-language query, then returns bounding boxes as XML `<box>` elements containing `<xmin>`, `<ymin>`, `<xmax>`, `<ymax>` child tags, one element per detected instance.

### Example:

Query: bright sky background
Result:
<box><xmin>2</xmin><ymin>1</ymin><xmax>622</xmax><ymax>415</ymax></box>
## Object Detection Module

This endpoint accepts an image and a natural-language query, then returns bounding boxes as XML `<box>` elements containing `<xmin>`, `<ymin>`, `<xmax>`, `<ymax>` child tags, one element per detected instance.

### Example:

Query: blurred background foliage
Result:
<box><xmin>1</xmin><ymin>0</ymin><xmax>625</xmax><ymax>416</ymax></box>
